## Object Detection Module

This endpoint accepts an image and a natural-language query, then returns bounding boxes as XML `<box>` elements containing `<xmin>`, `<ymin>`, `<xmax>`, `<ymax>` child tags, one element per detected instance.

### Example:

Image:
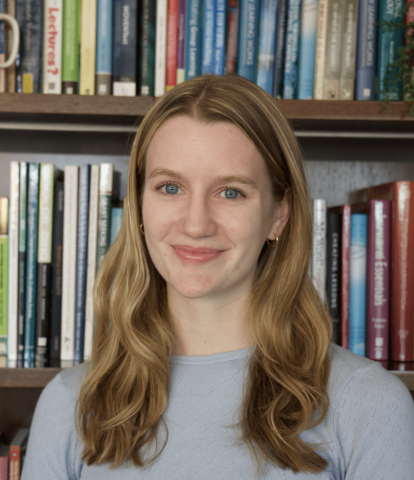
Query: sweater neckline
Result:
<box><xmin>170</xmin><ymin>345</ymin><xmax>255</xmax><ymax>365</ymax></box>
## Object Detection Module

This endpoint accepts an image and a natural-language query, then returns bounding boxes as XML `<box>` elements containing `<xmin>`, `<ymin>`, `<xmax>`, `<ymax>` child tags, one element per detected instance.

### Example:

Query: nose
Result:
<box><xmin>181</xmin><ymin>195</ymin><xmax>217</xmax><ymax>239</ymax></box>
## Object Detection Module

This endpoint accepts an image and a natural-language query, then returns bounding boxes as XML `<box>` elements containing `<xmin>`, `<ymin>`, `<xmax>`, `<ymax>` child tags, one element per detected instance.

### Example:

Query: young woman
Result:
<box><xmin>22</xmin><ymin>75</ymin><xmax>414</xmax><ymax>479</ymax></box>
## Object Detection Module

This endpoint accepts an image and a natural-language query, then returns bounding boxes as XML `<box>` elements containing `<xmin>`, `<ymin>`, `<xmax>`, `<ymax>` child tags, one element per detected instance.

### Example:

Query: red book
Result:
<box><xmin>225</xmin><ymin>0</ymin><xmax>239</xmax><ymax>74</ymax></box>
<box><xmin>0</xmin><ymin>446</ymin><xmax>9</xmax><ymax>480</ymax></box>
<box><xmin>9</xmin><ymin>428</ymin><xmax>29</xmax><ymax>480</ymax></box>
<box><xmin>368</xmin><ymin>182</ymin><xmax>414</xmax><ymax>362</ymax></box>
<box><xmin>166</xmin><ymin>0</ymin><xmax>179</xmax><ymax>91</ymax></box>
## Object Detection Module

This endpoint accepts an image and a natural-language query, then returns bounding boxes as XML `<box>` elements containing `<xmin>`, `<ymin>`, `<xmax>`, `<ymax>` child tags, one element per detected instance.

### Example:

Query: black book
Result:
<box><xmin>326</xmin><ymin>211</ymin><xmax>341</xmax><ymax>345</ymax></box>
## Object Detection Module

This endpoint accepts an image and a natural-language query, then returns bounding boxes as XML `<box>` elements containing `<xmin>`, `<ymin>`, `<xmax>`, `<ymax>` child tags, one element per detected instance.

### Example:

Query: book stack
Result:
<box><xmin>0</xmin><ymin>0</ymin><xmax>411</xmax><ymax>101</ymax></box>
<box><xmin>0</xmin><ymin>428</ymin><xmax>29</xmax><ymax>480</ymax></box>
<box><xmin>0</xmin><ymin>162</ymin><xmax>123</xmax><ymax>369</ymax></box>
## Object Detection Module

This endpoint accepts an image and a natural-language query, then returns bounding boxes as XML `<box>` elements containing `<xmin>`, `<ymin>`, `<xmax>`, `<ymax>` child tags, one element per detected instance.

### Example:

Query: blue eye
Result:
<box><xmin>163</xmin><ymin>184</ymin><xmax>180</xmax><ymax>194</ymax></box>
<box><xmin>222</xmin><ymin>189</ymin><xmax>240</xmax><ymax>199</ymax></box>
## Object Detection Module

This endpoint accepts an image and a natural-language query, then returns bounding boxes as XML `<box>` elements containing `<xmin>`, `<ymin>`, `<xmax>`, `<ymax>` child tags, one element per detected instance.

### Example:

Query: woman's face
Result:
<box><xmin>142</xmin><ymin>116</ymin><xmax>289</xmax><ymax>302</ymax></box>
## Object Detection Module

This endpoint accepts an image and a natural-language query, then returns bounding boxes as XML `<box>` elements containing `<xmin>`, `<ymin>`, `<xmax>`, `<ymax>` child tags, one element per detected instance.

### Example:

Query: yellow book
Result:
<box><xmin>79</xmin><ymin>0</ymin><xmax>97</xmax><ymax>95</ymax></box>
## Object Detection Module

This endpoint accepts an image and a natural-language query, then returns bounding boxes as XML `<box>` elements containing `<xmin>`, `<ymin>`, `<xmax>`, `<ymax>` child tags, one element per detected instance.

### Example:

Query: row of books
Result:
<box><xmin>0</xmin><ymin>428</ymin><xmax>28</xmax><ymax>480</ymax></box>
<box><xmin>310</xmin><ymin>181</ymin><xmax>414</xmax><ymax>368</ymax></box>
<box><xmin>0</xmin><ymin>0</ymin><xmax>413</xmax><ymax>99</ymax></box>
<box><xmin>0</xmin><ymin>162</ymin><xmax>124</xmax><ymax>369</ymax></box>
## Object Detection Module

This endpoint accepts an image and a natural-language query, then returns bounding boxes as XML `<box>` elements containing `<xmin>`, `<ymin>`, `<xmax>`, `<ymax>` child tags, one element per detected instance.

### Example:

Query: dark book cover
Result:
<box><xmin>224</xmin><ymin>0</ymin><xmax>240</xmax><ymax>74</ymax></box>
<box><xmin>272</xmin><ymin>0</ymin><xmax>287</xmax><ymax>98</ymax></box>
<box><xmin>140</xmin><ymin>0</ymin><xmax>155</xmax><ymax>95</ymax></box>
<box><xmin>326</xmin><ymin>212</ymin><xmax>341</xmax><ymax>345</ymax></box>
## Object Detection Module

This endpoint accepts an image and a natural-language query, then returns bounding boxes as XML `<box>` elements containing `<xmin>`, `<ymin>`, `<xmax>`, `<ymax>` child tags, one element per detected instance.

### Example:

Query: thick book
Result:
<box><xmin>311</xmin><ymin>199</ymin><xmax>327</xmax><ymax>302</ymax></box>
<box><xmin>298</xmin><ymin>0</ymin><xmax>318</xmax><ymax>99</ymax></box>
<box><xmin>368</xmin><ymin>181</ymin><xmax>414</xmax><ymax>362</ymax></box>
<box><xmin>224</xmin><ymin>0</ymin><xmax>239</xmax><ymax>74</ymax></box>
<box><xmin>113</xmin><ymin>0</ymin><xmax>138</xmax><ymax>96</ymax></box>
<box><xmin>0</xmin><ymin>444</ymin><xmax>9</xmax><ymax>480</ymax></box>
<box><xmin>256</xmin><ymin>0</ymin><xmax>277</xmax><ymax>95</ymax></box>
<box><xmin>154</xmin><ymin>0</ymin><xmax>167</xmax><ymax>96</ymax></box>
<box><xmin>96</xmin><ymin>0</ymin><xmax>114</xmax><ymax>95</ymax></box>
<box><xmin>42</xmin><ymin>0</ymin><xmax>63</xmax><ymax>94</ymax></box>
<box><xmin>0</xmin><ymin>198</ymin><xmax>8</xmax><ymax>367</ymax></box>
<box><xmin>238</xmin><ymin>0</ymin><xmax>260</xmax><ymax>82</ymax></box>
<box><xmin>212</xmin><ymin>0</ymin><xmax>226</xmax><ymax>75</ymax></box>
<box><xmin>9</xmin><ymin>428</ymin><xmax>29</xmax><ymax>480</ymax></box>
<box><xmin>35</xmin><ymin>164</ymin><xmax>56</xmax><ymax>368</ymax></box>
<box><xmin>272</xmin><ymin>0</ymin><xmax>287</xmax><ymax>98</ymax></box>
<box><xmin>110</xmin><ymin>206</ymin><xmax>123</xmax><ymax>245</ymax></box>
<box><xmin>283</xmin><ymin>0</ymin><xmax>302</xmax><ymax>99</ymax></box>
<box><xmin>79</xmin><ymin>0</ymin><xmax>97</xmax><ymax>95</ymax></box>
<box><xmin>202</xmin><ymin>0</ymin><xmax>215</xmax><ymax>74</ymax></box>
<box><xmin>185</xmin><ymin>0</ymin><xmax>202</xmax><ymax>80</ymax></box>
<box><xmin>74</xmin><ymin>165</ymin><xmax>90</xmax><ymax>365</ymax></box>
<box><xmin>313</xmin><ymin>0</ymin><xmax>328</xmax><ymax>99</ymax></box>
<box><xmin>338</xmin><ymin>0</ymin><xmax>359</xmax><ymax>100</ymax></box>
<box><xmin>24</xmin><ymin>163</ymin><xmax>39</xmax><ymax>368</ymax></box>
<box><xmin>5</xmin><ymin>0</ymin><xmax>16</xmax><ymax>92</ymax></box>
<box><xmin>61</xmin><ymin>165</ymin><xmax>78</xmax><ymax>368</ymax></box>
<box><xmin>49</xmin><ymin>175</ymin><xmax>64</xmax><ymax>367</ymax></box>
<box><xmin>349</xmin><ymin>213</ymin><xmax>368</xmax><ymax>357</ymax></box>
<box><xmin>96</xmin><ymin>164</ymin><xmax>114</xmax><ymax>273</ymax></box>
<box><xmin>326</xmin><ymin>211</ymin><xmax>341</xmax><ymax>345</ymax></box>
<box><xmin>176</xmin><ymin>0</ymin><xmax>186</xmax><ymax>84</ymax></box>
<box><xmin>166</xmin><ymin>0</ymin><xmax>178</xmax><ymax>90</ymax></box>
<box><xmin>355</xmin><ymin>0</ymin><xmax>378</xmax><ymax>100</ymax></box>
<box><xmin>62</xmin><ymin>0</ymin><xmax>80</xmax><ymax>94</ymax></box>
<box><xmin>15</xmin><ymin>0</ymin><xmax>42</xmax><ymax>93</ymax></box>
<box><xmin>7</xmin><ymin>161</ymin><xmax>19</xmax><ymax>368</ymax></box>
<box><xmin>140</xmin><ymin>0</ymin><xmax>155</xmax><ymax>95</ymax></box>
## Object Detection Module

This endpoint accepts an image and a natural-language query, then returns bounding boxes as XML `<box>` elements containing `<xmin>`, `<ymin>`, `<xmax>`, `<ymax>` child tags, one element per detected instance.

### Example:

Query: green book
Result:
<box><xmin>62</xmin><ymin>0</ymin><xmax>80</xmax><ymax>94</ymax></box>
<box><xmin>0</xmin><ymin>198</ymin><xmax>9</xmax><ymax>367</ymax></box>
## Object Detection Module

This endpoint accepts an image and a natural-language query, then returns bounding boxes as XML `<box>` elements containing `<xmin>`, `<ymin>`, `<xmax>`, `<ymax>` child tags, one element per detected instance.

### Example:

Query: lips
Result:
<box><xmin>172</xmin><ymin>245</ymin><xmax>225</xmax><ymax>264</ymax></box>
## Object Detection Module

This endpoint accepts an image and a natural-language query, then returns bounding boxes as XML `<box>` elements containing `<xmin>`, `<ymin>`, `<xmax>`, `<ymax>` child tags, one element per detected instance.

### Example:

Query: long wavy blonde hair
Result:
<box><xmin>76</xmin><ymin>75</ymin><xmax>333</xmax><ymax>475</ymax></box>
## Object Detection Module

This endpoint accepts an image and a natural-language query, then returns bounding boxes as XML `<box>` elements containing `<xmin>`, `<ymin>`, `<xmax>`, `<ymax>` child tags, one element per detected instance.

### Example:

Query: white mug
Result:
<box><xmin>0</xmin><ymin>13</ymin><xmax>19</xmax><ymax>69</ymax></box>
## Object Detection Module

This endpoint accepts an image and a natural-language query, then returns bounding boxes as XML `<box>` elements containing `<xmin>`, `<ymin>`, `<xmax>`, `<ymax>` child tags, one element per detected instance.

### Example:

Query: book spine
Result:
<box><xmin>61</xmin><ymin>165</ymin><xmax>78</xmax><ymax>368</ymax></box>
<box><xmin>273</xmin><ymin>0</ymin><xmax>287</xmax><ymax>97</ymax></box>
<box><xmin>366</xmin><ymin>200</ymin><xmax>391</xmax><ymax>361</ymax></box>
<box><xmin>166</xmin><ymin>0</ymin><xmax>178</xmax><ymax>90</ymax></box>
<box><xmin>15</xmin><ymin>0</ymin><xmax>43</xmax><ymax>93</ymax></box>
<box><xmin>202</xmin><ymin>0</ymin><xmax>216</xmax><ymax>75</ymax></box>
<box><xmin>340</xmin><ymin>204</ymin><xmax>351</xmax><ymax>349</ymax></box>
<box><xmin>154</xmin><ymin>0</ymin><xmax>168</xmax><ymax>96</ymax></box>
<box><xmin>113</xmin><ymin>0</ymin><xmax>138</xmax><ymax>96</ymax></box>
<box><xmin>377</xmin><ymin>0</ymin><xmax>405</xmax><ymax>100</ymax></box>
<box><xmin>355</xmin><ymin>0</ymin><xmax>378</xmax><ymax>100</ymax></box>
<box><xmin>140</xmin><ymin>0</ymin><xmax>155</xmax><ymax>95</ymax></box>
<box><xmin>24</xmin><ymin>163</ymin><xmax>39</xmax><ymax>368</ymax></box>
<box><xmin>7</xmin><ymin>162</ymin><xmax>19</xmax><ymax>368</ymax></box>
<box><xmin>9</xmin><ymin>445</ymin><xmax>20</xmax><ymax>480</ymax></box>
<box><xmin>326</xmin><ymin>212</ymin><xmax>341</xmax><ymax>344</ymax></box>
<box><xmin>49</xmin><ymin>178</ymin><xmax>63</xmax><ymax>367</ymax></box>
<box><xmin>0</xmin><ymin>456</ymin><xmax>9</xmax><ymax>479</ymax></box>
<box><xmin>176</xmin><ymin>0</ymin><xmax>186</xmax><ymax>84</ymax></box>
<box><xmin>338</xmin><ymin>0</ymin><xmax>359</xmax><ymax>99</ymax></box>
<box><xmin>298</xmin><ymin>0</ymin><xmax>318</xmax><ymax>99</ymax></box>
<box><xmin>224</xmin><ymin>0</ymin><xmax>239</xmax><ymax>74</ymax></box>
<box><xmin>62</xmin><ymin>0</ymin><xmax>80</xmax><ymax>94</ymax></box>
<box><xmin>35</xmin><ymin>164</ymin><xmax>54</xmax><ymax>368</ymax></box>
<box><xmin>96</xmin><ymin>0</ymin><xmax>114</xmax><ymax>95</ymax></box>
<box><xmin>403</xmin><ymin>0</ymin><xmax>414</xmax><ymax>100</ymax></box>
<box><xmin>96</xmin><ymin>164</ymin><xmax>114</xmax><ymax>272</ymax></box>
<box><xmin>349</xmin><ymin>213</ymin><xmax>368</xmax><ymax>357</ymax></box>
<box><xmin>312</xmin><ymin>199</ymin><xmax>327</xmax><ymax>302</ymax></box>
<box><xmin>213</xmin><ymin>0</ymin><xmax>226</xmax><ymax>75</ymax></box>
<box><xmin>0</xmin><ymin>0</ymin><xmax>5</xmax><ymax>92</ymax></box>
<box><xmin>256</xmin><ymin>0</ymin><xmax>277</xmax><ymax>95</ymax></box>
<box><xmin>17</xmin><ymin>162</ymin><xmax>27</xmax><ymax>367</ymax></box>
<box><xmin>313</xmin><ymin>0</ymin><xmax>328</xmax><ymax>99</ymax></box>
<box><xmin>83</xmin><ymin>165</ymin><xmax>99</xmax><ymax>361</ymax></box>
<box><xmin>283</xmin><ymin>0</ymin><xmax>302</xmax><ymax>99</ymax></box>
<box><xmin>5</xmin><ymin>0</ymin><xmax>16</xmax><ymax>92</ymax></box>
<box><xmin>42</xmin><ymin>0</ymin><xmax>63</xmax><ymax>94</ymax></box>
<box><xmin>79</xmin><ymin>0</ymin><xmax>97</xmax><ymax>95</ymax></box>
<box><xmin>0</xmin><ymin>198</ymin><xmax>8</xmax><ymax>367</ymax></box>
<box><xmin>238</xmin><ymin>0</ymin><xmax>260</xmax><ymax>82</ymax></box>
<box><xmin>184</xmin><ymin>0</ymin><xmax>202</xmax><ymax>80</ymax></box>
<box><xmin>110</xmin><ymin>207</ymin><xmax>123</xmax><ymax>245</ymax></box>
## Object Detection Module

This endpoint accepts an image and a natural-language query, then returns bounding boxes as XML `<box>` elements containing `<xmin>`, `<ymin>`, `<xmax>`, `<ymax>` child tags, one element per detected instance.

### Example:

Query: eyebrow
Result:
<box><xmin>147</xmin><ymin>169</ymin><xmax>258</xmax><ymax>189</ymax></box>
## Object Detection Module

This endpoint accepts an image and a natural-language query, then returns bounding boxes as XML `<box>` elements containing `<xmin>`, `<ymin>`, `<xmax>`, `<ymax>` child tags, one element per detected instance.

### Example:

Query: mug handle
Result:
<box><xmin>0</xmin><ymin>13</ymin><xmax>20</xmax><ymax>69</ymax></box>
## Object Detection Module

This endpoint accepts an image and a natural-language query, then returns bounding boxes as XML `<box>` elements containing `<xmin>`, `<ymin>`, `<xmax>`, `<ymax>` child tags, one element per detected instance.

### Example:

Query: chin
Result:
<box><xmin>166</xmin><ymin>272</ymin><xmax>218</xmax><ymax>299</ymax></box>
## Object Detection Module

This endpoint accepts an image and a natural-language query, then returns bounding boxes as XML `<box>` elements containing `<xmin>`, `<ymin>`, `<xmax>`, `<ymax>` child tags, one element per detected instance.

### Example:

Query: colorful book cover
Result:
<box><xmin>5</xmin><ymin>0</ymin><xmax>16</xmax><ymax>92</ymax></box>
<box><xmin>224</xmin><ymin>0</ymin><xmax>239</xmax><ymax>74</ymax></box>
<box><xmin>176</xmin><ymin>0</ymin><xmax>186</xmax><ymax>84</ymax></box>
<box><xmin>185</xmin><ymin>0</ymin><xmax>202</xmax><ymax>80</ymax></box>
<box><xmin>113</xmin><ymin>0</ymin><xmax>138</xmax><ymax>96</ymax></box>
<box><xmin>272</xmin><ymin>0</ymin><xmax>288</xmax><ymax>98</ymax></box>
<box><xmin>42</xmin><ymin>0</ymin><xmax>63</xmax><ymax>94</ymax></box>
<box><xmin>166</xmin><ymin>0</ymin><xmax>179</xmax><ymax>90</ymax></box>
<box><xmin>96</xmin><ymin>164</ymin><xmax>114</xmax><ymax>273</ymax></box>
<box><xmin>298</xmin><ymin>0</ymin><xmax>318</xmax><ymax>99</ymax></box>
<box><xmin>140</xmin><ymin>0</ymin><xmax>155</xmax><ymax>95</ymax></box>
<box><xmin>377</xmin><ymin>0</ymin><xmax>405</xmax><ymax>100</ymax></box>
<box><xmin>15</xmin><ymin>0</ymin><xmax>42</xmax><ymax>93</ymax></box>
<box><xmin>0</xmin><ymin>198</ymin><xmax>8</xmax><ymax>367</ymax></box>
<box><xmin>110</xmin><ymin>206</ymin><xmax>123</xmax><ymax>245</ymax></box>
<box><xmin>283</xmin><ymin>0</ymin><xmax>302</xmax><ymax>99</ymax></box>
<box><xmin>96</xmin><ymin>0</ymin><xmax>114</xmax><ymax>95</ymax></box>
<box><xmin>74</xmin><ymin>164</ymin><xmax>90</xmax><ymax>365</ymax></box>
<box><xmin>202</xmin><ymin>0</ymin><xmax>215</xmax><ymax>74</ymax></box>
<box><xmin>312</xmin><ymin>199</ymin><xmax>327</xmax><ymax>302</ymax></box>
<box><xmin>79</xmin><ymin>0</ymin><xmax>97</xmax><ymax>95</ymax></box>
<box><xmin>155</xmin><ymin>0</ymin><xmax>167</xmax><ymax>96</ymax></box>
<box><xmin>326</xmin><ymin>211</ymin><xmax>341</xmax><ymax>345</ymax></box>
<box><xmin>24</xmin><ymin>163</ymin><xmax>39</xmax><ymax>368</ymax></box>
<box><xmin>313</xmin><ymin>0</ymin><xmax>328</xmax><ymax>99</ymax></box>
<box><xmin>213</xmin><ymin>0</ymin><xmax>226</xmax><ymax>75</ymax></box>
<box><xmin>256</xmin><ymin>0</ymin><xmax>277</xmax><ymax>95</ymax></box>
<box><xmin>355</xmin><ymin>0</ymin><xmax>378</xmax><ymax>100</ymax></box>
<box><xmin>238</xmin><ymin>0</ymin><xmax>260</xmax><ymax>82</ymax></box>
<box><xmin>349</xmin><ymin>213</ymin><xmax>368</xmax><ymax>357</ymax></box>
<box><xmin>62</xmin><ymin>0</ymin><xmax>80</xmax><ymax>94</ymax></box>
<box><xmin>338</xmin><ymin>0</ymin><xmax>359</xmax><ymax>100</ymax></box>
<box><xmin>35</xmin><ymin>164</ymin><xmax>55</xmax><ymax>368</ymax></box>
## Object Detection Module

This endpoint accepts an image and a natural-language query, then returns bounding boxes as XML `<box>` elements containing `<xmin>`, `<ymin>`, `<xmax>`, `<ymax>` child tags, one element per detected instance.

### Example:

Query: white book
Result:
<box><xmin>83</xmin><ymin>165</ymin><xmax>100</xmax><ymax>360</ymax></box>
<box><xmin>313</xmin><ymin>0</ymin><xmax>329</xmax><ymax>100</ymax></box>
<box><xmin>154</xmin><ymin>0</ymin><xmax>168</xmax><ymax>97</ymax></box>
<box><xmin>7</xmin><ymin>162</ymin><xmax>19</xmax><ymax>368</ymax></box>
<box><xmin>312</xmin><ymin>199</ymin><xmax>327</xmax><ymax>302</ymax></box>
<box><xmin>42</xmin><ymin>0</ymin><xmax>63</xmax><ymax>94</ymax></box>
<box><xmin>61</xmin><ymin>165</ymin><xmax>78</xmax><ymax>368</ymax></box>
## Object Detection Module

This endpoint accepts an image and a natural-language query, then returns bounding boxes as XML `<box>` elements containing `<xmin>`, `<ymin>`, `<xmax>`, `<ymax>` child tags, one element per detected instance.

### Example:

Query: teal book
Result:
<box><xmin>185</xmin><ymin>0</ymin><xmax>203</xmax><ymax>80</ymax></box>
<box><xmin>238</xmin><ymin>0</ymin><xmax>260</xmax><ymax>82</ymax></box>
<box><xmin>110</xmin><ymin>207</ymin><xmax>123</xmax><ymax>246</ymax></box>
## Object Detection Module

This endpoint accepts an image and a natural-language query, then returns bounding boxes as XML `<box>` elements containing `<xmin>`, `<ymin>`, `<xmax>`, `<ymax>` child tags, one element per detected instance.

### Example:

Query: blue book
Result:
<box><xmin>110</xmin><ymin>207</ymin><xmax>124</xmax><ymax>246</ymax></box>
<box><xmin>238</xmin><ymin>0</ymin><xmax>260</xmax><ymax>82</ymax></box>
<box><xmin>256</xmin><ymin>0</ymin><xmax>277</xmax><ymax>95</ymax></box>
<box><xmin>297</xmin><ymin>0</ymin><xmax>318</xmax><ymax>99</ymax></box>
<box><xmin>213</xmin><ymin>0</ymin><xmax>226</xmax><ymax>75</ymax></box>
<box><xmin>96</xmin><ymin>0</ymin><xmax>114</xmax><ymax>95</ymax></box>
<box><xmin>0</xmin><ymin>0</ymin><xmax>5</xmax><ymax>74</ymax></box>
<box><xmin>349</xmin><ymin>213</ymin><xmax>368</xmax><ymax>357</ymax></box>
<box><xmin>202</xmin><ymin>0</ymin><xmax>216</xmax><ymax>74</ymax></box>
<box><xmin>24</xmin><ymin>163</ymin><xmax>40</xmax><ymax>368</ymax></box>
<box><xmin>74</xmin><ymin>165</ymin><xmax>90</xmax><ymax>365</ymax></box>
<box><xmin>185</xmin><ymin>0</ymin><xmax>203</xmax><ymax>80</ymax></box>
<box><xmin>283</xmin><ymin>0</ymin><xmax>302</xmax><ymax>99</ymax></box>
<box><xmin>272</xmin><ymin>0</ymin><xmax>287</xmax><ymax>97</ymax></box>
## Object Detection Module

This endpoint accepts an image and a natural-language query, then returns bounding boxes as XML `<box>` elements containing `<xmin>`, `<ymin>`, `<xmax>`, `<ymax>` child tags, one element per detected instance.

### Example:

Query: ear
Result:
<box><xmin>267</xmin><ymin>191</ymin><xmax>291</xmax><ymax>241</ymax></box>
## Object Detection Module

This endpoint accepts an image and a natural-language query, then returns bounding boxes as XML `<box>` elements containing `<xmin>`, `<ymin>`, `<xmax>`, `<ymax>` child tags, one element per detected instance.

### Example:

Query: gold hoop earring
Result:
<box><xmin>140</xmin><ymin>224</ymin><xmax>145</xmax><ymax>235</ymax></box>
<box><xmin>266</xmin><ymin>234</ymin><xmax>278</xmax><ymax>248</ymax></box>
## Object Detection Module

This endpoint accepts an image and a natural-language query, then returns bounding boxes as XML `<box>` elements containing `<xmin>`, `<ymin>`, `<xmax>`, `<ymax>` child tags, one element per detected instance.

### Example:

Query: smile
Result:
<box><xmin>172</xmin><ymin>245</ymin><xmax>225</xmax><ymax>264</ymax></box>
